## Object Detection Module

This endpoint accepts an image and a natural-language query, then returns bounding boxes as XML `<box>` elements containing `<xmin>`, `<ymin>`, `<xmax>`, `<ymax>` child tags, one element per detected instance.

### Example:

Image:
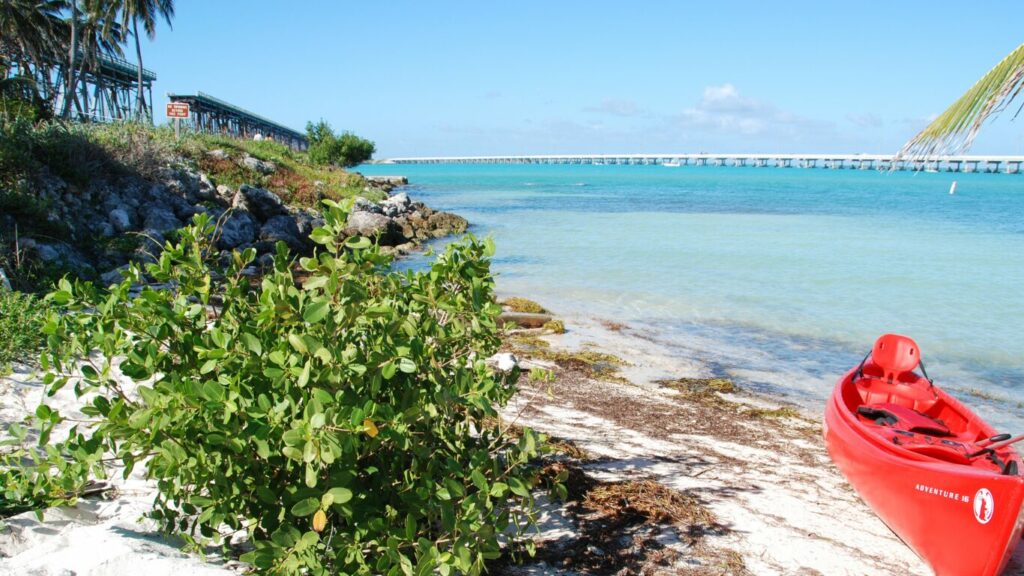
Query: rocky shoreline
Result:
<box><xmin>3</xmin><ymin>158</ymin><xmax>465</xmax><ymax>287</ymax></box>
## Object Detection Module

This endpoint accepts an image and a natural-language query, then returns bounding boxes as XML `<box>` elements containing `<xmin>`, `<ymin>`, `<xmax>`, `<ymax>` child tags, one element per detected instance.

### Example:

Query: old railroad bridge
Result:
<box><xmin>383</xmin><ymin>154</ymin><xmax>1024</xmax><ymax>173</ymax></box>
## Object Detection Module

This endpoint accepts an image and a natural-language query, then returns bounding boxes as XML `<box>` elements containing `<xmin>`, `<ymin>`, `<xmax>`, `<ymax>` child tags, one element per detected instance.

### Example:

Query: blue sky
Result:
<box><xmin>143</xmin><ymin>1</ymin><xmax>1024</xmax><ymax>158</ymax></box>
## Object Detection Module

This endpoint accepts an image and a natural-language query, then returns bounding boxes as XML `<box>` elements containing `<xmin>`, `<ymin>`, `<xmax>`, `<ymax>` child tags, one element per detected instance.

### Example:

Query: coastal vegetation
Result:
<box><xmin>0</xmin><ymin>120</ymin><xmax>382</xmax><ymax>294</ymax></box>
<box><xmin>306</xmin><ymin>120</ymin><xmax>377</xmax><ymax>168</ymax></box>
<box><xmin>0</xmin><ymin>290</ymin><xmax>48</xmax><ymax>373</ymax></box>
<box><xmin>1</xmin><ymin>206</ymin><xmax>546</xmax><ymax>574</ymax></box>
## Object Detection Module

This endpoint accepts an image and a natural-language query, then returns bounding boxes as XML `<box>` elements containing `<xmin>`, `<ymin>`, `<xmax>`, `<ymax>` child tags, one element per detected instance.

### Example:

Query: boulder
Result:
<box><xmin>207</xmin><ymin>149</ymin><xmax>229</xmax><ymax>161</ymax></box>
<box><xmin>352</xmin><ymin>197</ymin><xmax>383</xmax><ymax>215</ymax></box>
<box><xmin>100</xmin><ymin>265</ymin><xmax>131</xmax><ymax>286</ymax></box>
<box><xmin>108</xmin><ymin>208</ymin><xmax>133</xmax><ymax>233</ymax></box>
<box><xmin>216</xmin><ymin>185</ymin><xmax>234</xmax><ymax>201</ymax></box>
<box><xmin>426</xmin><ymin>211</ymin><xmax>469</xmax><ymax>237</ymax></box>
<box><xmin>259</xmin><ymin>215</ymin><xmax>306</xmax><ymax>252</ymax></box>
<box><xmin>237</xmin><ymin>185</ymin><xmax>287</xmax><ymax>221</ymax></box>
<box><xmin>345</xmin><ymin>211</ymin><xmax>403</xmax><ymax>245</ymax></box>
<box><xmin>380</xmin><ymin>192</ymin><xmax>412</xmax><ymax>217</ymax></box>
<box><xmin>217</xmin><ymin>210</ymin><xmax>258</xmax><ymax>249</ymax></box>
<box><xmin>142</xmin><ymin>206</ymin><xmax>182</xmax><ymax>233</ymax></box>
<box><xmin>242</xmin><ymin>155</ymin><xmax>276</xmax><ymax>174</ymax></box>
<box><xmin>293</xmin><ymin>209</ymin><xmax>325</xmax><ymax>238</ymax></box>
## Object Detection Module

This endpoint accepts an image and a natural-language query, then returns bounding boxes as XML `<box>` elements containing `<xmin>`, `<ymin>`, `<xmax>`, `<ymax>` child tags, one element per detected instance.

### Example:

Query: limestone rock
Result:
<box><xmin>344</xmin><ymin>211</ymin><xmax>406</xmax><ymax>245</ymax></box>
<box><xmin>217</xmin><ymin>210</ymin><xmax>258</xmax><ymax>249</ymax></box>
<box><xmin>108</xmin><ymin>208</ymin><xmax>133</xmax><ymax>233</ymax></box>
<box><xmin>259</xmin><ymin>215</ymin><xmax>306</xmax><ymax>252</ymax></box>
<box><xmin>426</xmin><ymin>211</ymin><xmax>469</xmax><ymax>237</ymax></box>
<box><xmin>237</xmin><ymin>185</ymin><xmax>287</xmax><ymax>221</ymax></box>
<box><xmin>242</xmin><ymin>154</ymin><xmax>276</xmax><ymax>174</ymax></box>
<box><xmin>141</xmin><ymin>206</ymin><xmax>182</xmax><ymax>233</ymax></box>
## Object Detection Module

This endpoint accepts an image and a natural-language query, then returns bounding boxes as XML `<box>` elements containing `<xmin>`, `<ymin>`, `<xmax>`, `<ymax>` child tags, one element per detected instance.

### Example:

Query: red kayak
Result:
<box><xmin>824</xmin><ymin>334</ymin><xmax>1024</xmax><ymax>576</ymax></box>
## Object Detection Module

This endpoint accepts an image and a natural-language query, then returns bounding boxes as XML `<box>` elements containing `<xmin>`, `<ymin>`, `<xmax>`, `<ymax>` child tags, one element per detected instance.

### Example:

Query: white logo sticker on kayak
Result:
<box><xmin>973</xmin><ymin>488</ymin><xmax>994</xmax><ymax>524</ymax></box>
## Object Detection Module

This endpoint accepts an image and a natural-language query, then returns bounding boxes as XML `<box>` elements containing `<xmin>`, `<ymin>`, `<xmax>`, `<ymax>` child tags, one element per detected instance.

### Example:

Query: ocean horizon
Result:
<box><xmin>359</xmin><ymin>162</ymin><xmax>1024</xmax><ymax>432</ymax></box>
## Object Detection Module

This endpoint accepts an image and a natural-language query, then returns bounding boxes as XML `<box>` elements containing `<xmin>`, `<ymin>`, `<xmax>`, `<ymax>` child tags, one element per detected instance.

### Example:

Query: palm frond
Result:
<box><xmin>900</xmin><ymin>43</ymin><xmax>1024</xmax><ymax>158</ymax></box>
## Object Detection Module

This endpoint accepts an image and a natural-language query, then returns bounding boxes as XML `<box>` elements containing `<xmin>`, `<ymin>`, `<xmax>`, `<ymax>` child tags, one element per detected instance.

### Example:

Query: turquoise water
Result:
<box><xmin>359</xmin><ymin>164</ymin><xmax>1024</xmax><ymax>431</ymax></box>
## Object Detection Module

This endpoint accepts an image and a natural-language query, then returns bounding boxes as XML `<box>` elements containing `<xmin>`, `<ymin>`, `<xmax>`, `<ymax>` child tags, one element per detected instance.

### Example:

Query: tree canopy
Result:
<box><xmin>306</xmin><ymin>119</ymin><xmax>376</xmax><ymax>168</ymax></box>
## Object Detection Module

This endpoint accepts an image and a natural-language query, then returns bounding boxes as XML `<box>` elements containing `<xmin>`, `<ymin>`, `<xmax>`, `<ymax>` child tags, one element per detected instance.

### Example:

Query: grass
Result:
<box><xmin>0</xmin><ymin>290</ymin><xmax>49</xmax><ymax>373</ymax></box>
<box><xmin>177</xmin><ymin>133</ymin><xmax>379</xmax><ymax>205</ymax></box>
<box><xmin>503</xmin><ymin>297</ymin><xmax>546</xmax><ymax>314</ymax></box>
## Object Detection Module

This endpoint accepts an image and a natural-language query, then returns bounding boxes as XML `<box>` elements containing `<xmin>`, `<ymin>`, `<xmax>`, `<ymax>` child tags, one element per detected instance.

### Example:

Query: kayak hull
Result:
<box><xmin>824</xmin><ymin>365</ymin><xmax>1024</xmax><ymax>576</ymax></box>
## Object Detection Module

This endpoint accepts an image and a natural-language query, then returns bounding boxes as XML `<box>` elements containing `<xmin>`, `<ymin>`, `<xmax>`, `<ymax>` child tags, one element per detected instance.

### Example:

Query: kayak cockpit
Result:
<box><xmin>838</xmin><ymin>334</ymin><xmax>1022</xmax><ymax>476</ymax></box>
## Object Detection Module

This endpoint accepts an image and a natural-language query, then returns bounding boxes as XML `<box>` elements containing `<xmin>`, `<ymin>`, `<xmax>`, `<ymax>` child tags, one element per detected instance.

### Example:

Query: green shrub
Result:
<box><xmin>3</xmin><ymin>202</ymin><xmax>543</xmax><ymax>574</ymax></box>
<box><xmin>306</xmin><ymin>120</ymin><xmax>375</xmax><ymax>168</ymax></box>
<box><xmin>0</xmin><ymin>290</ymin><xmax>48</xmax><ymax>373</ymax></box>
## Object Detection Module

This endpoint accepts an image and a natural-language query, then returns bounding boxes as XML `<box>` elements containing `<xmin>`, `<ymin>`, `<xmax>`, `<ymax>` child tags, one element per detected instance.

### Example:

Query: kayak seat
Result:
<box><xmin>856</xmin><ymin>375</ymin><xmax>938</xmax><ymax>413</ymax></box>
<box><xmin>872</xmin><ymin>334</ymin><xmax>921</xmax><ymax>383</ymax></box>
<box><xmin>858</xmin><ymin>403</ymin><xmax>950</xmax><ymax>436</ymax></box>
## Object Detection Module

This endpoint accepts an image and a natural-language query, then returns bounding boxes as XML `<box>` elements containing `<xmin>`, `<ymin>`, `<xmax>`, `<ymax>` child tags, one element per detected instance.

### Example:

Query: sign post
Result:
<box><xmin>166</xmin><ymin>102</ymin><xmax>190</xmax><ymax>139</ymax></box>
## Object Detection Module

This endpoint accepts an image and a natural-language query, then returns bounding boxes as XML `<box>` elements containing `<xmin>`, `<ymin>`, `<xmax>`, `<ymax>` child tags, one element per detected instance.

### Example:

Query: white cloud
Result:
<box><xmin>674</xmin><ymin>84</ymin><xmax>830</xmax><ymax>139</ymax></box>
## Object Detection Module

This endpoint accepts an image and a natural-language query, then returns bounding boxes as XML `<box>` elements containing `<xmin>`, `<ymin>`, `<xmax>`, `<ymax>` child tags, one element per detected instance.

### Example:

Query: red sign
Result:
<box><xmin>166</xmin><ymin>102</ymin><xmax>190</xmax><ymax>119</ymax></box>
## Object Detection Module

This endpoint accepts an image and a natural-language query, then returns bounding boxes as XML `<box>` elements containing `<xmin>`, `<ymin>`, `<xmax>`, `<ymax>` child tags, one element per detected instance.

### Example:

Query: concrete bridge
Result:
<box><xmin>382</xmin><ymin>153</ymin><xmax>1024</xmax><ymax>174</ymax></box>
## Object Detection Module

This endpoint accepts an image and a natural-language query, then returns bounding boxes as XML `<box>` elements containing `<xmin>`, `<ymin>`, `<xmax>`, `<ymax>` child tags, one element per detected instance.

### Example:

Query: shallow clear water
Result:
<box><xmin>359</xmin><ymin>163</ymin><xmax>1024</xmax><ymax>430</ymax></box>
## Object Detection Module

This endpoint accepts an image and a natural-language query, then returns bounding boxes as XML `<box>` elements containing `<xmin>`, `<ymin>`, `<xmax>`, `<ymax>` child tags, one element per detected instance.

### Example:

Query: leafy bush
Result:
<box><xmin>0</xmin><ymin>290</ymin><xmax>48</xmax><ymax>373</ymax></box>
<box><xmin>306</xmin><ymin>120</ymin><xmax>376</xmax><ymax>168</ymax></box>
<box><xmin>4</xmin><ymin>202</ymin><xmax>543</xmax><ymax>574</ymax></box>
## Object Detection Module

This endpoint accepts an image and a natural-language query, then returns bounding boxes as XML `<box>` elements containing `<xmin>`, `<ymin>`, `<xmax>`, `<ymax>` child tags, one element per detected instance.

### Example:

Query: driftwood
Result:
<box><xmin>497</xmin><ymin>311</ymin><xmax>553</xmax><ymax>329</ymax></box>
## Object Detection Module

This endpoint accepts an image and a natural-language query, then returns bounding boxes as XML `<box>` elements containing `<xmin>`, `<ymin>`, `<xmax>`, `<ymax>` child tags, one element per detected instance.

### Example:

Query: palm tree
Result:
<box><xmin>901</xmin><ymin>43</ymin><xmax>1024</xmax><ymax>157</ymax></box>
<box><xmin>67</xmin><ymin>1</ymin><xmax>126</xmax><ymax>119</ymax></box>
<box><xmin>0</xmin><ymin>0</ymin><xmax>64</xmax><ymax>78</ymax></box>
<box><xmin>0</xmin><ymin>0</ymin><xmax>65</xmax><ymax>109</ymax></box>
<box><xmin>113</xmin><ymin>0</ymin><xmax>173</xmax><ymax>121</ymax></box>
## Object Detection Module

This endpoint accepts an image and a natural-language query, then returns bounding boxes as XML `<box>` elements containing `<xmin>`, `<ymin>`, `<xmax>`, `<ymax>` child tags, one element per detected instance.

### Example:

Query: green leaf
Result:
<box><xmin>290</xmin><ymin>497</ymin><xmax>320</xmax><ymax>517</ymax></box>
<box><xmin>303</xmin><ymin>300</ymin><xmax>329</xmax><ymax>324</ymax></box>
<box><xmin>297</xmin><ymin>361</ymin><xmax>311</xmax><ymax>387</ymax></box>
<box><xmin>398</xmin><ymin>358</ymin><xmax>416</xmax><ymax>374</ymax></box>
<box><xmin>200</xmin><ymin>359</ymin><xmax>218</xmax><ymax>374</ymax></box>
<box><xmin>240</xmin><ymin>333</ymin><xmax>262</xmax><ymax>355</ymax></box>
<box><xmin>310</xmin><ymin>228</ymin><xmax>334</xmax><ymax>246</ymax></box>
<box><xmin>345</xmin><ymin>236</ymin><xmax>371</xmax><ymax>250</ymax></box>
<box><xmin>303</xmin><ymin>275</ymin><xmax>329</xmax><ymax>290</ymax></box>
<box><xmin>326</xmin><ymin>487</ymin><xmax>353</xmax><ymax>504</ymax></box>
<box><xmin>470</xmin><ymin>470</ymin><xmax>488</xmax><ymax>492</ymax></box>
<box><xmin>508</xmin><ymin>477</ymin><xmax>531</xmax><ymax>498</ymax></box>
<box><xmin>288</xmin><ymin>333</ymin><xmax>308</xmax><ymax>354</ymax></box>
